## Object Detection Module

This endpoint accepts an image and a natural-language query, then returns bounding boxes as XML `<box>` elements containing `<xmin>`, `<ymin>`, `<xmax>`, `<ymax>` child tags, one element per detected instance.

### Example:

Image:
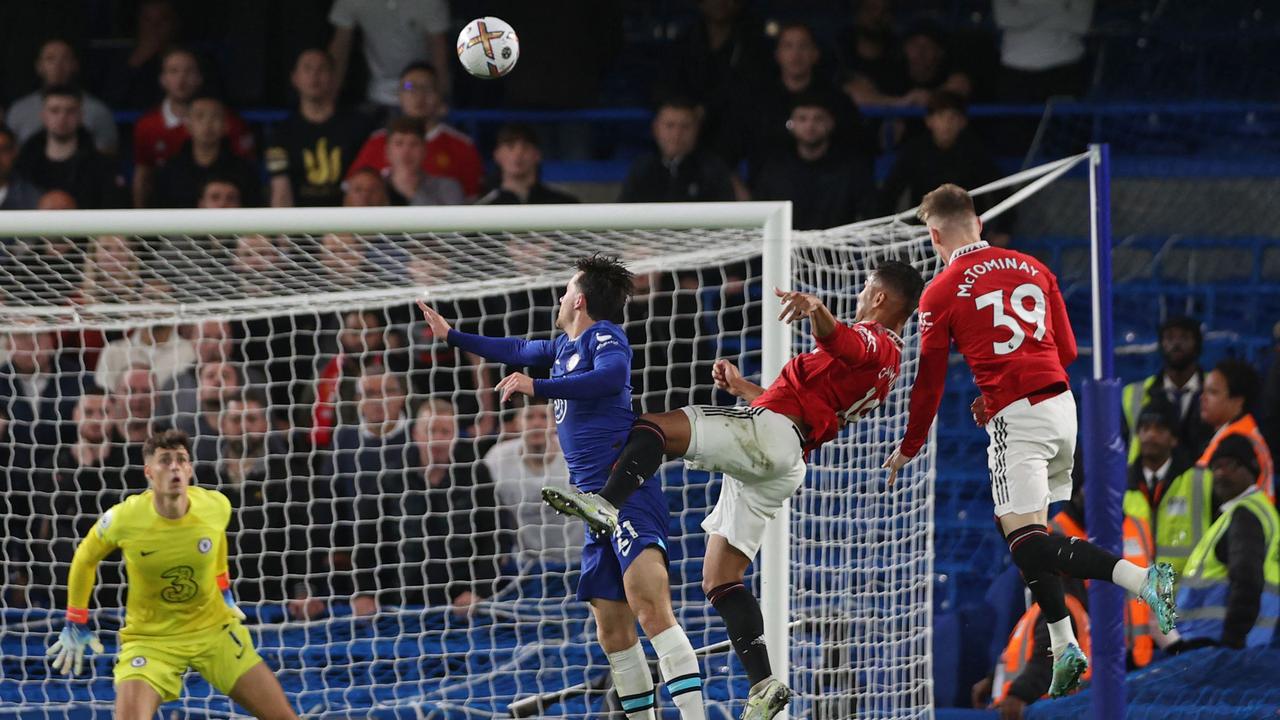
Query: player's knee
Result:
<box><xmin>1005</xmin><ymin>523</ymin><xmax>1053</xmax><ymax>574</ymax></box>
<box><xmin>597</xmin><ymin>621</ymin><xmax>638</xmax><ymax>653</ymax></box>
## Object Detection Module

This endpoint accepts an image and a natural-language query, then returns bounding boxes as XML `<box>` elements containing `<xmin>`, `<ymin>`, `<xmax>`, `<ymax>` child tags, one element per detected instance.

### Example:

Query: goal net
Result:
<box><xmin>0</xmin><ymin>158</ymin><xmax>1085</xmax><ymax>719</ymax></box>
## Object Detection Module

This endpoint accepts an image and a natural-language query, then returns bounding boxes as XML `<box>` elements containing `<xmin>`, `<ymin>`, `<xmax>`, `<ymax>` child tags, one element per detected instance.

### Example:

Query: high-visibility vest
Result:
<box><xmin>1198</xmin><ymin>414</ymin><xmax>1275</xmax><ymax>503</ymax></box>
<box><xmin>1122</xmin><ymin>376</ymin><xmax>1159</xmax><ymax>464</ymax></box>
<box><xmin>993</xmin><ymin>594</ymin><xmax>1092</xmax><ymax>704</ymax></box>
<box><xmin>1123</xmin><ymin>466</ymin><xmax>1213</xmax><ymax>582</ymax></box>
<box><xmin>1176</xmin><ymin>489</ymin><xmax>1280</xmax><ymax>647</ymax></box>
<box><xmin>1048</xmin><ymin>512</ymin><xmax>1155</xmax><ymax>668</ymax></box>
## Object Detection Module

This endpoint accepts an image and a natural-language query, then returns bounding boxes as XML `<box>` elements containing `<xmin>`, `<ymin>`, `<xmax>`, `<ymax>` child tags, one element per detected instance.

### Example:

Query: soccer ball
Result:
<box><xmin>456</xmin><ymin>17</ymin><xmax>519</xmax><ymax>79</ymax></box>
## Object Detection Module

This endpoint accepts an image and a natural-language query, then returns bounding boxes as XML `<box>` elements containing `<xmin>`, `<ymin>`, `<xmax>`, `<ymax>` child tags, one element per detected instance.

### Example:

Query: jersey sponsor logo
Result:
<box><xmin>955</xmin><ymin>257</ymin><xmax>1040</xmax><ymax>298</ymax></box>
<box><xmin>566</xmin><ymin>353</ymin><xmax>581</xmax><ymax>372</ymax></box>
<box><xmin>160</xmin><ymin>565</ymin><xmax>199</xmax><ymax>603</ymax></box>
<box><xmin>197</xmin><ymin>537</ymin><xmax>213</xmax><ymax>554</ymax></box>
<box><xmin>553</xmin><ymin>398</ymin><xmax>568</xmax><ymax>424</ymax></box>
<box><xmin>97</xmin><ymin>510</ymin><xmax>113</xmax><ymax>538</ymax></box>
<box><xmin>130</xmin><ymin>656</ymin><xmax>147</xmax><ymax>668</ymax></box>
<box><xmin>595</xmin><ymin>332</ymin><xmax>617</xmax><ymax>347</ymax></box>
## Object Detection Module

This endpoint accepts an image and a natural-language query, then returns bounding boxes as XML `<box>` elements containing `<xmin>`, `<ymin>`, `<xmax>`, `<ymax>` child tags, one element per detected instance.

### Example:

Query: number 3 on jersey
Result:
<box><xmin>975</xmin><ymin>283</ymin><xmax>1046</xmax><ymax>355</ymax></box>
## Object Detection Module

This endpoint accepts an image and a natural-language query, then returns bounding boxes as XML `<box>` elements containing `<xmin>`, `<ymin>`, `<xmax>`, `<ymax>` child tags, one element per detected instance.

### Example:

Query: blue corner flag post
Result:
<box><xmin>1083</xmin><ymin>143</ymin><xmax>1126</xmax><ymax>719</ymax></box>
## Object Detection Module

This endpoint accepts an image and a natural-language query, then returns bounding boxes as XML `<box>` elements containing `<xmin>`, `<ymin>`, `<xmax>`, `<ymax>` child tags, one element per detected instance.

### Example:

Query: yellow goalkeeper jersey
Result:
<box><xmin>69</xmin><ymin>486</ymin><xmax>236</xmax><ymax>641</ymax></box>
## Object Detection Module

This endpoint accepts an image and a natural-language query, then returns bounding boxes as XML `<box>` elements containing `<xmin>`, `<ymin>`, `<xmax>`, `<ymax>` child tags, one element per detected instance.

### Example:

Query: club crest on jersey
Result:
<box><xmin>97</xmin><ymin>510</ymin><xmax>113</xmax><ymax>538</ymax></box>
<box><xmin>855</xmin><ymin>324</ymin><xmax>878</xmax><ymax>351</ymax></box>
<box><xmin>566</xmin><ymin>353</ymin><xmax>581</xmax><ymax>372</ymax></box>
<box><xmin>197</xmin><ymin>538</ymin><xmax>213</xmax><ymax>554</ymax></box>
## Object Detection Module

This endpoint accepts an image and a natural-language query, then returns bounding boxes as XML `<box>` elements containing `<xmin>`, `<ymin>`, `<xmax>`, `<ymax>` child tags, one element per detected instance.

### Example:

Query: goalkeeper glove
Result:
<box><xmin>47</xmin><ymin>611</ymin><xmax>105</xmax><ymax>676</ymax></box>
<box><xmin>218</xmin><ymin>572</ymin><xmax>247</xmax><ymax>621</ymax></box>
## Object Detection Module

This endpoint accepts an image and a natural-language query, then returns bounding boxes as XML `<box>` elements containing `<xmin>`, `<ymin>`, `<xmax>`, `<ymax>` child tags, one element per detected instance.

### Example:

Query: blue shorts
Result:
<box><xmin>576</xmin><ymin>479</ymin><xmax>669</xmax><ymax>602</ymax></box>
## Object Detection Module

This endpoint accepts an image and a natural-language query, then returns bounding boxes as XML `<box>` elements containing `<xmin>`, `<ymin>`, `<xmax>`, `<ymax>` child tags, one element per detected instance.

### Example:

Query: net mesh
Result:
<box><xmin>0</xmin><ymin>167</ymin><xmax>1070</xmax><ymax>717</ymax></box>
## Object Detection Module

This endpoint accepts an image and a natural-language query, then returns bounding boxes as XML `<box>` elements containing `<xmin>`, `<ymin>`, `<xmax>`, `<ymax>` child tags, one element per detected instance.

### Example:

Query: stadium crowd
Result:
<box><xmin>0</xmin><ymin>0</ymin><xmax>1096</xmax><ymax>229</ymax></box>
<box><xmin>2</xmin><ymin>1</ymin><xmax>1279</xmax><ymax>716</ymax></box>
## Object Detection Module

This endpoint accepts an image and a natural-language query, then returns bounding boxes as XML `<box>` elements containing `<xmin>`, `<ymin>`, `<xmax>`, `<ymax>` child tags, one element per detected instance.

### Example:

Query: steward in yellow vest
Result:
<box><xmin>1173</xmin><ymin>435</ymin><xmax>1280</xmax><ymax>650</ymax></box>
<box><xmin>1123</xmin><ymin>401</ymin><xmax>1212</xmax><ymax>583</ymax></box>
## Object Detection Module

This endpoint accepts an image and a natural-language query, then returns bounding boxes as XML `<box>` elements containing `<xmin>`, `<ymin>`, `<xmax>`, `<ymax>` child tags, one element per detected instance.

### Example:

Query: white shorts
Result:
<box><xmin>685</xmin><ymin>405</ymin><xmax>807</xmax><ymax>559</ymax></box>
<box><xmin>986</xmin><ymin>389</ymin><xmax>1078</xmax><ymax>516</ymax></box>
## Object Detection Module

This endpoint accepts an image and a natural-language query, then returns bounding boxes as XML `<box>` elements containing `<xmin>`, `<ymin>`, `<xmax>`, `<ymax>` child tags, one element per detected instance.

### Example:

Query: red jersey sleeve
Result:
<box><xmin>814</xmin><ymin>322</ymin><xmax>872</xmax><ymax>365</ymax></box>
<box><xmin>455</xmin><ymin>140</ymin><xmax>483</xmax><ymax>198</ymax></box>
<box><xmin>1042</xmin><ymin>262</ymin><xmax>1077</xmax><ymax>368</ymax></box>
<box><xmin>900</xmin><ymin>282</ymin><xmax>953</xmax><ymax>458</ymax></box>
<box><xmin>133</xmin><ymin>113</ymin><xmax>157</xmax><ymax>167</ymax></box>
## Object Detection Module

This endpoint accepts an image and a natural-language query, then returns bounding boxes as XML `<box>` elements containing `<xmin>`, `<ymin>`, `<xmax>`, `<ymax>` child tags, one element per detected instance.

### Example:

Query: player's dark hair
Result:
<box><xmin>1213</xmin><ymin>358</ymin><xmax>1261</xmax><ymax>403</ymax></box>
<box><xmin>387</xmin><ymin>115</ymin><xmax>427</xmax><ymax>139</ymax></box>
<box><xmin>789</xmin><ymin>88</ymin><xmax>837</xmax><ymax>118</ymax></box>
<box><xmin>917</xmin><ymin>183</ymin><xmax>975</xmax><ymax>225</ymax></box>
<box><xmin>873</xmin><ymin>260</ymin><xmax>926</xmax><ymax>313</ymax></box>
<box><xmin>144</xmin><ymin>429</ymin><xmax>192</xmax><ymax>459</ymax></box>
<box><xmin>80</xmin><ymin>384</ymin><xmax>107</xmax><ymax>398</ymax></box>
<box><xmin>399</xmin><ymin>60</ymin><xmax>438</xmax><ymax>82</ymax></box>
<box><xmin>1159</xmin><ymin>316</ymin><xmax>1202</xmax><ymax>353</ymax></box>
<box><xmin>198</xmin><ymin>174</ymin><xmax>241</xmax><ymax>199</ymax></box>
<box><xmin>574</xmin><ymin>253</ymin><xmax>634</xmax><ymax>323</ymax></box>
<box><xmin>41</xmin><ymin>83</ymin><xmax>82</xmax><ymax>102</ymax></box>
<box><xmin>656</xmin><ymin>95</ymin><xmax>702</xmax><ymax>117</ymax></box>
<box><xmin>160</xmin><ymin>46</ymin><xmax>200</xmax><ymax>71</ymax></box>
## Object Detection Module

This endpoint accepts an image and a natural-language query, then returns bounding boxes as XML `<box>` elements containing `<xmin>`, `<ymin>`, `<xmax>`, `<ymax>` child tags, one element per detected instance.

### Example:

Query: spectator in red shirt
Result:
<box><xmin>346</xmin><ymin>63</ymin><xmax>482</xmax><ymax>199</ymax></box>
<box><xmin>382</xmin><ymin>117</ymin><xmax>464</xmax><ymax>206</ymax></box>
<box><xmin>131</xmin><ymin>48</ymin><xmax>253</xmax><ymax>208</ymax></box>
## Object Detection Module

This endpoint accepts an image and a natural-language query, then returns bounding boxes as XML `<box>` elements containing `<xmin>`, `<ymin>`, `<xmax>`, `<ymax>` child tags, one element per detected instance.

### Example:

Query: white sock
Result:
<box><xmin>1112</xmin><ymin>559</ymin><xmax>1148</xmax><ymax>595</ymax></box>
<box><xmin>1047</xmin><ymin>617</ymin><xmax>1079</xmax><ymax>657</ymax></box>
<box><xmin>607</xmin><ymin>642</ymin><xmax>656</xmax><ymax>720</ymax></box>
<box><xmin>651</xmin><ymin>625</ymin><xmax>706</xmax><ymax>720</ymax></box>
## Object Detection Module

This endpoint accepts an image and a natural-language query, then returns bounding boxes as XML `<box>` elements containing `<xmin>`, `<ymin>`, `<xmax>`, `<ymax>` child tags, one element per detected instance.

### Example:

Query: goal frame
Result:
<box><xmin>0</xmin><ymin>200</ymin><xmax>804</xmax><ymax>706</ymax></box>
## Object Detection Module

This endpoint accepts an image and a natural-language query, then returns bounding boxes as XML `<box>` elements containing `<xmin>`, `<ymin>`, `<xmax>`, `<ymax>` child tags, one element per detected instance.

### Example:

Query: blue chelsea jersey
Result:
<box><xmin>544</xmin><ymin>320</ymin><xmax>636</xmax><ymax>491</ymax></box>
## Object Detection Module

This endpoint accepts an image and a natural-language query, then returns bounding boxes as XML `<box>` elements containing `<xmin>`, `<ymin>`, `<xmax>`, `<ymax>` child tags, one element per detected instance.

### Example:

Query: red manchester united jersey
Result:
<box><xmin>753</xmin><ymin>320</ymin><xmax>904</xmax><ymax>453</ymax></box>
<box><xmin>347</xmin><ymin>123</ymin><xmax>483</xmax><ymax>198</ymax></box>
<box><xmin>900</xmin><ymin>241</ymin><xmax>1077</xmax><ymax>457</ymax></box>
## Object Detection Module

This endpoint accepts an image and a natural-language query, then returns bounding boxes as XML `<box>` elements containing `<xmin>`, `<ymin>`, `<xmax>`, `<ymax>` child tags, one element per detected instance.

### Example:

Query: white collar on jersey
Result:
<box><xmin>859</xmin><ymin>321</ymin><xmax>905</xmax><ymax>349</ymax></box>
<box><xmin>948</xmin><ymin>240</ymin><xmax>991</xmax><ymax>263</ymax></box>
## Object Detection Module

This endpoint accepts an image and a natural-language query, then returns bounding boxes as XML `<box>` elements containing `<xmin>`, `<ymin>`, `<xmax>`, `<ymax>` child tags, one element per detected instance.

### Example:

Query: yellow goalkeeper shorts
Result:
<box><xmin>114</xmin><ymin>621</ymin><xmax>263</xmax><ymax>703</ymax></box>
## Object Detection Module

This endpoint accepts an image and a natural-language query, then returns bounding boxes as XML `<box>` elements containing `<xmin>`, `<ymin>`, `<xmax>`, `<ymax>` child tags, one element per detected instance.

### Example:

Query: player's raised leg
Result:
<box><xmin>227</xmin><ymin>661</ymin><xmax>301</xmax><ymax>720</ymax></box>
<box><xmin>592</xmin><ymin>599</ymin><xmax>658</xmax><ymax>720</ymax></box>
<box><xmin>703</xmin><ymin>535</ymin><xmax>791</xmax><ymax>720</ymax></box>
<box><xmin>622</xmin><ymin>548</ymin><xmax>707</xmax><ymax>720</ymax></box>
<box><xmin>541</xmin><ymin>409</ymin><xmax>691</xmax><ymax>537</ymax></box>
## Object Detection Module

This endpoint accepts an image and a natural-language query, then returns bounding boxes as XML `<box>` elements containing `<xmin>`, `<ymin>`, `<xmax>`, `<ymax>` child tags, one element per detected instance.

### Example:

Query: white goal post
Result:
<box><xmin>0</xmin><ymin>153</ymin><xmax>1089</xmax><ymax>719</ymax></box>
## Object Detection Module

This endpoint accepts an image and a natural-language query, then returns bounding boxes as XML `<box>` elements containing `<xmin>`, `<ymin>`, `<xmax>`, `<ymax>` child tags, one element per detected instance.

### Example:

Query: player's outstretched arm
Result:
<box><xmin>48</xmin><ymin>528</ymin><xmax>113</xmax><ymax>675</ymax></box>
<box><xmin>418</xmin><ymin>299</ymin><xmax>555</xmax><ymax>368</ymax></box>
<box><xmin>775</xmin><ymin>288</ymin><xmax>838</xmax><ymax>339</ymax></box>
<box><xmin>712</xmin><ymin>358</ymin><xmax>764</xmax><ymax>402</ymax></box>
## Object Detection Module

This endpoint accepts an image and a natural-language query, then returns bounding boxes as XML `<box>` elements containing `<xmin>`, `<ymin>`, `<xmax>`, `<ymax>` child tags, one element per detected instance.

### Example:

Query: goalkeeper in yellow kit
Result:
<box><xmin>47</xmin><ymin>429</ymin><xmax>298</xmax><ymax>719</ymax></box>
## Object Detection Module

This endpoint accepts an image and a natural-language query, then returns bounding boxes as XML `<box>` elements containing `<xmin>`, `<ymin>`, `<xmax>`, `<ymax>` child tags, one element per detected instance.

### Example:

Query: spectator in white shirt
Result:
<box><xmin>993</xmin><ymin>0</ymin><xmax>1095</xmax><ymax>101</ymax></box>
<box><xmin>482</xmin><ymin>400</ymin><xmax>580</xmax><ymax>566</ymax></box>
<box><xmin>328</xmin><ymin>0</ymin><xmax>451</xmax><ymax>113</ymax></box>
<box><xmin>7</xmin><ymin>39</ymin><xmax>118</xmax><ymax>155</ymax></box>
<box><xmin>94</xmin><ymin>324</ymin><xmax>196</xmax><ymax>395</ymax></box>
